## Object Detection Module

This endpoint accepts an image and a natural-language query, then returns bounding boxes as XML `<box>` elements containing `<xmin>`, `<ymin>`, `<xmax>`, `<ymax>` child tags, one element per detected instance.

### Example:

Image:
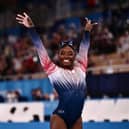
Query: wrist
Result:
<box><xmin>28</xmin><ymin>25</ymin><xmax>35</xmax><ymax>28</ymax></box>
<box><xmin>83</xmin><ymin>29</ymin><xmax>90</xmax><ymax>33</ymax></box>
<box><xmin>84</xmin><ymin>28</ymin><xmax>91</xmax><ymax>32</ymax></box>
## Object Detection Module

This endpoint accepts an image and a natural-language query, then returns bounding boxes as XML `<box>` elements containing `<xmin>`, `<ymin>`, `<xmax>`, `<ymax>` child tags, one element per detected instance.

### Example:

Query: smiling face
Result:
<box><xmin>58</xmin><ymin>45</ymin><xmax>76</xmax><ymax>69</ymax></box>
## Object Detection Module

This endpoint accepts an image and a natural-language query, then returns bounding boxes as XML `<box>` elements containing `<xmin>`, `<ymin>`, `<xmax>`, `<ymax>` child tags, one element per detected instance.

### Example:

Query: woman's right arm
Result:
<box><xmin>16</xmin><ymin>12</ymin><xmax>56</xmax><ymax>75</ymax></box>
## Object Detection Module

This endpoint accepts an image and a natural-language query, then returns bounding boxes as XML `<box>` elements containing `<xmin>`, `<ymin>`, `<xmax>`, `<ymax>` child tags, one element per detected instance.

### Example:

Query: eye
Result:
<box><xmin>68</xmin><ymin>51</ymin><xmax>74</xmax><ymax>56</ymax></box>
<box><xmin>59</xmin><ymin>51</ymin><xmax>65</xmax><ymax>56</ymax></box>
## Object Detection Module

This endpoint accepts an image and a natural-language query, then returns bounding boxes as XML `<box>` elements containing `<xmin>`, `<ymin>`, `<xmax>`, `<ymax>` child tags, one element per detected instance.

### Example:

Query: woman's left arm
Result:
<box><xmin>77</xmin><ymin>18</ymin><xmax>97</xmax><ymax>72</ymax></box>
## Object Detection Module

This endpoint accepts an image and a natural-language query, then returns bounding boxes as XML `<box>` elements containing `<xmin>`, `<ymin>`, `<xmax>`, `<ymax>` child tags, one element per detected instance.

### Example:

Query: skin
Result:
<box><xmin>50</xmin><ymin>114</ymin><xmax>82</xmax><ymax>129</ymax></box>
<box><xmin>58</xmin><ymin>45</ymin><xmax>76</xmax><ymax>70</ymax></box>
<box><xmin>51</xmin><ymin>46</ymin><xmax>81</xmax><ymax>129</ymax></box>
<box><xmin>16</xmin><ymin>12</ymin><xmax>97</xmax><ymax>129</ymax></box>
<box><xmin>50</xmin><ymin>114</ymin><xmax>67</xmax><ymax>129</ymax></box>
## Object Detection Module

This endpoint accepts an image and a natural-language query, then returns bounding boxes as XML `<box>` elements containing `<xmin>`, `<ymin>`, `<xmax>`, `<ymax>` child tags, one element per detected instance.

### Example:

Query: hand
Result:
<box><xmin>16</xmin><ymin>12</ymin><xmax>34</xmax><ymax>28</ymax></box>
<box><xmin>84</xmin><ymin>18</ymin><xmax>98</xmax><ymax>32</ymax></box>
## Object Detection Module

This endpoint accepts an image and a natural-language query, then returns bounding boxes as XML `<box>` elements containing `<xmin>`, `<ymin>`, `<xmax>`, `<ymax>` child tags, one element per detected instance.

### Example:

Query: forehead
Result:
<box><xmin>59</xmin><ymin>45</ymin><xmax>75</xmax><ymax>52</ymax></box>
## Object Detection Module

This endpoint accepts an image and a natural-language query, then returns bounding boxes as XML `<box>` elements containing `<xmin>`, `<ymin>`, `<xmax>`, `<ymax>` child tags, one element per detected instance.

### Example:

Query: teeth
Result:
<box><xmin>64</xmin><ymin>59</ymin><xmax>69</xmax><ymax>62</ymax></box>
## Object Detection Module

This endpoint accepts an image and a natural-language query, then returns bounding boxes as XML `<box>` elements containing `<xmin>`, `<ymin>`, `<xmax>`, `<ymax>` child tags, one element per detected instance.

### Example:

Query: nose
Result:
<box><xmin>63</xmin><ymin>54</ymin><xmax>72</xmax><ymax>59</ymax></box>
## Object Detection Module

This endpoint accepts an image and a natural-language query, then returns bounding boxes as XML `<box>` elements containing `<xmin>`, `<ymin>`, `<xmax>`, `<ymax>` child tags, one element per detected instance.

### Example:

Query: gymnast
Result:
<box><xmin>16</xmin><ymin>12</ymin><xmax>97</xmax><ymax>129</ymax></box>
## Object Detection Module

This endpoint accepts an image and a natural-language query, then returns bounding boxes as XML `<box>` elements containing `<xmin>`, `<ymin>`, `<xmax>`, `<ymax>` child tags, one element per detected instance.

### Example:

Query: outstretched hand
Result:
<box><xmin>84</xmin><ymin>18</ymin><xmax>98</xmax><ymax>32</ymax></box>
<box><xmin>16</xmin><ymin>12</ymin><xmax>34</xmax><ymax>28</ymax></box>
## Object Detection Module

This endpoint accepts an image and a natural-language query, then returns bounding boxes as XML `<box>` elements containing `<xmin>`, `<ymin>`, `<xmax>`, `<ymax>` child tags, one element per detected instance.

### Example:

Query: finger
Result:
<box><xmin>17</xmin><ymin>14</ymin><xmax>25</xmax><ymax>19</ymax></box>
<box><xmin>17</xmin><ymin>21</ymin><xmax>23</xmax><ymax>24</ymax></box>
<box><xmin>85</xmin><ymin>17</ymin><xmax>88</xmax><ymax>22</ymax></box>
<box><xmin>88</xmin><ymin>20</ymin><xmax>91</xmax><ymax>24</ymax></box>
<box><xmin>92</xmin><ymin>22</ymin><xmax>98</xmax><ymax>26</ymax></box>
<box><xmin>23</xmin><ymin>12</ymin><xmax>29</xmax><ymax>18</ymax></box>
<box><xmin>16</xmin><ymin>17</ymin><xmax>23</xmax><ymax>21</ymax></box>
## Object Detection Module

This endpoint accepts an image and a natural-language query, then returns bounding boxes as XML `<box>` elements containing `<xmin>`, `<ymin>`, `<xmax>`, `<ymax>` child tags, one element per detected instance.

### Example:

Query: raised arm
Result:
<box><xmin>16</xmin><ymin>12</ymin><xmax>56</xmax><ymax>75</ymax></box>
<box><xmin>77</xmin><ymin>18</ymin><xmax>97</xmax><ymax>72</ymax></box>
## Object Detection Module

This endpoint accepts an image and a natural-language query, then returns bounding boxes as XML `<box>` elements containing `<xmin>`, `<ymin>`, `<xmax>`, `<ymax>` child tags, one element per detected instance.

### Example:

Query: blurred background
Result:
<box><xmin>0</xmin><ymin>0</ymin><xmax>129</xmax><ymax>129</ymax></box>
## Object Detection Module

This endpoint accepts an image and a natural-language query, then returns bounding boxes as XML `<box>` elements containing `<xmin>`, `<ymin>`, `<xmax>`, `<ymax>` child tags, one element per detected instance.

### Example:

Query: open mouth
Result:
<box><xmin>60</xmin><ymin>58</ymin><xmax>74</xmax><ymax>69</ymax></box>
<box><xmin>62</xmin><ymin>59</ymin><xmax>72</xmax><ymax>66</ymax></box>
<box><xmin>63</xmin><ymin>59</ymin><xmax>70</xmax><ymax>63</ymax></box>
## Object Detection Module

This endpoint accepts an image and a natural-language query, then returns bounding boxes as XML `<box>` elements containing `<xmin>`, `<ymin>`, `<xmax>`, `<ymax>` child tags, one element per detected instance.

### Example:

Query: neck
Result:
<box><xmin>60</xmin><ymin>64</ymin><xmax>74</xmax><ymax>70</ymax></box>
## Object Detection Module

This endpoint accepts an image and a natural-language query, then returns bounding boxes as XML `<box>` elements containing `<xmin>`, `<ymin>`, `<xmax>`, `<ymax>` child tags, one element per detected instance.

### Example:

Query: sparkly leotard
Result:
<box><xmin>28</xmin><ymin>28</ymin><xmax>90</xmax><ymax>128</ymax></box>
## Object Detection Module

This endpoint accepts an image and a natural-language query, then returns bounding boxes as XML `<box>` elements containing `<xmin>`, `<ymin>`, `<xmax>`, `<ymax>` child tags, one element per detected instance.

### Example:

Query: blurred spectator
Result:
<box><xmin>13</xmin><ymin>90</ymin><xmax>28</xmax><ymax>102</ymax></box>
<box><xmin>12</xmin><ymin>56</ymin><xmax>23</xmax><ymax>75</ymax></box>
<box><xmin>91</xmin><ymin>25</ymin><xmax>116</xmax><ymax>54</ymax></box>
<box><xmin>31</xmin><ymin>87</ymin><xmax>49</xmax><ymax>101</ymax></box>
<box><xmin>0</xmin><ymin>56</ymin><xmax>14</xmax><ymax>77</ymax></box>
<box><xmin>67</xmin><ymin>23</ymin><xmax>78</xmax><ymax>39</ymax></box>
<box><xmin>49</xmin><ymin>32</ymin><xmax>61</xmax><ymax>58</ymax></box>
<box><xmin>5</xmin><ymin>91</ymin><xmax>17</xmax><ymax>103</ymax></box>
<box><xmin>117</xmin><ymin>30</ymin><xmax>129</xmax><ymax>53</ymax></box>
<box><xmin>49</xmin><ymin>89</ymin><xmax>58</xmax><ymax>101</ymax></box>
<box><xmin>57</xmin><ymin>24</ymin><xmax>68</xmax><ymax>41</ymax></box>
<box><xmin>5</xmin><ymin>90</ymin><xmax>28</xmax><ymax>102</ymax></box>
<box><xmin>105</xmin><ymin>60</ymin><xmax>114</xmax><ymax>74</ymax></box>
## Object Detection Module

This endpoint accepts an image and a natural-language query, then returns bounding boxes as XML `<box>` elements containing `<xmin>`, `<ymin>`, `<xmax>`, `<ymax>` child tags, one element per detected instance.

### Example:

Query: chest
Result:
<box><xmin>49</xmin><ymin>67</ymin><xmax>86</xmax><ymax>85</ymax></box>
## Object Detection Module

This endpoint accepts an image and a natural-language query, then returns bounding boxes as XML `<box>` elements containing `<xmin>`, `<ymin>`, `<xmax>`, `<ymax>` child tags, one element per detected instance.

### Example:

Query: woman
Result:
<box><xmin>16</xmin><ymin>12</ymin><xmax>97</xmax><ymax>129</ymax></box>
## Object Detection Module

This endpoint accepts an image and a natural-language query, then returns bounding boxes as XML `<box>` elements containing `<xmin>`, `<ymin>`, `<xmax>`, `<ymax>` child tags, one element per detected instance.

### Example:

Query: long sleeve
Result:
<box><xmin>28</xmin><ymin>27</ymin><xmax>56</xmax><ymax>75</ymax></box>
<box><xmin>76</xmin><ymin>31</ymin><xmax>90</xmax><ymax>72</ymax></box>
